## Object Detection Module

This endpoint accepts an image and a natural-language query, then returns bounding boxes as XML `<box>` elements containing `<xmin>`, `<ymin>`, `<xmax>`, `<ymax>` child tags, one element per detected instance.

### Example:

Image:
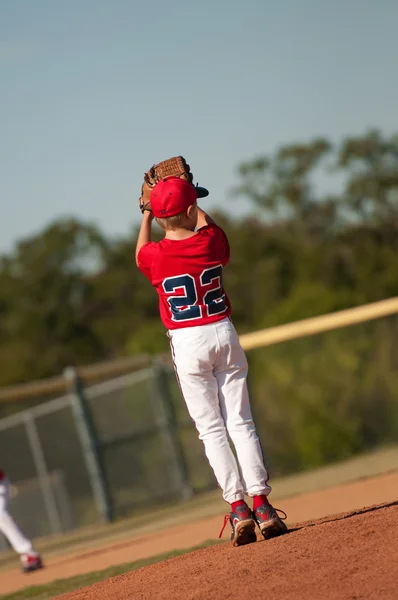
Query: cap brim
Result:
<box><xmin>195</xmin><ymin>185</ymin><xmax>209</xmax><ymax>198</ymax></box>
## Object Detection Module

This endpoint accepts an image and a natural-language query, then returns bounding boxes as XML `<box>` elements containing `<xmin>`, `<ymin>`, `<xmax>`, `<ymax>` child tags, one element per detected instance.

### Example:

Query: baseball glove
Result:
<box><xmin>139</xmin><ymin>155</ymin><xmax>208</xmax><ymax>213</ymax></box>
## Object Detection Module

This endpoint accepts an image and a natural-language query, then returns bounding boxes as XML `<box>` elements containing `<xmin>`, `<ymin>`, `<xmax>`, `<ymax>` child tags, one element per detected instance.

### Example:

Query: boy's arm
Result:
<box><xmin>196</xmin><ymin>206</ymin><xmax>230</xmax><ymax>265</ymax></box>
<box><xmin>196</xmin><ymin>206</ymin><xmax>216</xmax><ymax>229</ymax></box>
<box><xmin>135</xmin><ymin>211</ymin><xmax>154</xmax><ymax>266</ymax></box>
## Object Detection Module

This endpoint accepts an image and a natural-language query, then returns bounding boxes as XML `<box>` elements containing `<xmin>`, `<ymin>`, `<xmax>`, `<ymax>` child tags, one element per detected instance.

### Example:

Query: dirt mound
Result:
<box><xmin>58</xmin><ymin>501</ymin><xmax>398</xmax><ymax>600</ymax></box>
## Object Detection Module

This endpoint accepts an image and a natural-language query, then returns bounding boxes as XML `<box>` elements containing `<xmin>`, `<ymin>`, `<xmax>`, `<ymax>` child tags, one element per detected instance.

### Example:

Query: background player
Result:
<box><xmin>135</xmin><ymin>174</ymin><xmax>287</xmax><ymax>546</ymax></box>
<box><xmin>0</xmin><ymin>469</ymin><xmax>43</xmax><ymax>572</ymax></box>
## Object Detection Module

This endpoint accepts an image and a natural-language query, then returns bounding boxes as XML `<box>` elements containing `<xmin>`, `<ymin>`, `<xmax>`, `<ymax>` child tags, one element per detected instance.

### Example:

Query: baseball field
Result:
<box><xmin>1</xmin><ymin>447</ymin><xmax>397</xmax><ymax>599</ymax></box>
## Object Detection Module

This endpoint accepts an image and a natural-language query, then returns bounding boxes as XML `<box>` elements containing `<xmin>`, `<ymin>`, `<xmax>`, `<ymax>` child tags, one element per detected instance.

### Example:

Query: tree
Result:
<box><xmin>337</xmin><ymin>129</ymin><xmax>398</xmax><ymax>231</ymax></box>
<box><xmin>233</xmin><ymin>138</ymin><xmax>338</xmax><ymax>239</ymax></box>
<box><xmin>0</xmin><ymin>219</ymin><xmax>108</xmax><ymax>384</ymax></box>
<box><xmin>91</xmin><ymin>232</ymin><xmax>163</xmax><ymax>356</ymax></box>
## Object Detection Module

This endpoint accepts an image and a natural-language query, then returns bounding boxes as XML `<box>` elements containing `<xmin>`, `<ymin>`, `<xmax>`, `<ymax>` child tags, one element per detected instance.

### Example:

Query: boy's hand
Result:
<box><xmin>139</xmin><ymin>182</ymin><xmax>153</xmax><ymax>214</ymax></box>
<box><xmin>142</xmin><ymin>209</ymin><xmax>154</xmax><ymax>221</ymax></box>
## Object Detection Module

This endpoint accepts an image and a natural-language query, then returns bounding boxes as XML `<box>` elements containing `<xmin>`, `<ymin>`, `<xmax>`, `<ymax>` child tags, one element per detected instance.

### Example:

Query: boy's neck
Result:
<box><xmin>165</xmin><ymin>227</ymin><xmax>197</xmax><ymax>240</ymax></box>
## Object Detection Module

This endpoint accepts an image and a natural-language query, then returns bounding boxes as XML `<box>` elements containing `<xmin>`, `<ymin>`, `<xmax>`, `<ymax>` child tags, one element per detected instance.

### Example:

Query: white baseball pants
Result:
<box><xmin>0</xmin><ymin>478</ymin><xmax>33</xmax><ymax>554</ymax></box>
<box><xmin>169</xmin><ymin>318</ymin><xmax>271</xmax><ymax>504</ymax></box>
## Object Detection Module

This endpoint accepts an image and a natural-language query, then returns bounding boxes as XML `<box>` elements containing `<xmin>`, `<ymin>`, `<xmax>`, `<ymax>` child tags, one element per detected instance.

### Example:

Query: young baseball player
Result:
<box><xmin>0</xmin><ymin>469</ymin><xmax>43</xmax><ymax>572</ymax></box>
<box><xmin>136</xmin><ymin>176</ymin><xmax>287</xmax><ymax>546</ymax></box>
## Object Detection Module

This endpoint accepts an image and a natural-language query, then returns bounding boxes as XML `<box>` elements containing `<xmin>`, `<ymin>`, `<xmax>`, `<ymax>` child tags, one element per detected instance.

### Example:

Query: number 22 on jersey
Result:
<box><xmin>162</xmin><ymin>265</ymin><xmax>227</xmax><ymax>322</ymax></box>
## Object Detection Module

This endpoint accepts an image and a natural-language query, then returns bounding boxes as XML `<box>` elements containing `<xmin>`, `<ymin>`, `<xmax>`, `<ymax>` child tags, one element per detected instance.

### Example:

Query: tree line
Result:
<box><xmin>1</xmin><ymin>129</ymin><xmax>397</xmax><ymax>472</ymax></box>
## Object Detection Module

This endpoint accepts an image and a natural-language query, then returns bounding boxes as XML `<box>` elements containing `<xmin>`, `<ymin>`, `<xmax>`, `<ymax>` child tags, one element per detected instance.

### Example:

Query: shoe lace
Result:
<box><xmin>275</xmin><ymin>508</ymin><xmax>287</xmax><ymax>520</ymax></box>
<box><xmin>218</xmin><ymin>514</ymin><xmax>230</xmax><ymax>539</ymax></box>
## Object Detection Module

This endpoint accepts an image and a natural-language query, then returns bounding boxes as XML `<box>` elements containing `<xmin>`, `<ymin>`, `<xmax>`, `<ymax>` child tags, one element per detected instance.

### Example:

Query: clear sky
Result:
<box><xmin>1</xmin><ymin>0</ymin><xmax>397</xmax><ymax>253</ymax></box>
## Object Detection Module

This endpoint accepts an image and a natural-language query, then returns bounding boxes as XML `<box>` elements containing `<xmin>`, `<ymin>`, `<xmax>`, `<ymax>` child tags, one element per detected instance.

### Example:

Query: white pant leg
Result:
<box><xmin>214</xmin><ymin>321</ymin><xmax>271</xmax><ymax>498</ymax></box>
<box><xmin>0</xmin><ymin>479</ymin><xmax>33</xmax><ymax>554</ymax></box>
<box><xmin>169</xmin><ymin>325</ymin><xmax>245</xmax><ymax>504</ymax></box>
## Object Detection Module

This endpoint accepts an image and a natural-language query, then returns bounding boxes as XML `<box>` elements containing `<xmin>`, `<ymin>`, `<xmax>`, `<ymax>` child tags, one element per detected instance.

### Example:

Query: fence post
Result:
<box><xmin>23</xmin><ymin>410</ymin><xmax>63</xmax><ymax>534</ymax></box>
<box><xmin>64</xmin><ymin>367</ymin><xmax>113</xmax><ymax>523</ymax></box>
<box><xmin>152</xmin><ymin>357</ymin><xmax>193</xmax><ymax>501</ymax></box>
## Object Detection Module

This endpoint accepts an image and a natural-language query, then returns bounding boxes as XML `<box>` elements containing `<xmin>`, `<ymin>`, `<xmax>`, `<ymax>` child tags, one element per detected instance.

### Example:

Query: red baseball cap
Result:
<box><xmin>150</xmin><ymin>177</ymin><xmax>200</xmax><ymax>218</ymax></box>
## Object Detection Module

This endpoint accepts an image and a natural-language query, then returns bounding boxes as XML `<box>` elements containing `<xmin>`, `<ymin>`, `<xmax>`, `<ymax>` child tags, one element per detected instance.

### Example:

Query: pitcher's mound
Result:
<box><xmin>59</xmin><ymin>501</ymin><xmax>398</xmax><ymax>600</ymax></box>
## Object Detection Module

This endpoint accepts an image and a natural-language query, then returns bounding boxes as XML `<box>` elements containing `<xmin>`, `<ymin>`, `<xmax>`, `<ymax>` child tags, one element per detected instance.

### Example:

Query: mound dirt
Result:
<box><xmin>58</xmin><ymin>501</ymin><xmax>398</xmax><ymax>600</ymax></box>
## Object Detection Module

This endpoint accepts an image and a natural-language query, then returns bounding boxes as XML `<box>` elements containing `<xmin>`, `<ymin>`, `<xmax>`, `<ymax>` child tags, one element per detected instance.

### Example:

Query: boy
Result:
<box><xmin>136</xmin><ymin>176</ymin><xmax>287</xmax><ymax>546</ymax></box>
<box><xmin>0</xmin><ymin>469</ymin><xmax>43</xmax><ymax>572</ymax></box>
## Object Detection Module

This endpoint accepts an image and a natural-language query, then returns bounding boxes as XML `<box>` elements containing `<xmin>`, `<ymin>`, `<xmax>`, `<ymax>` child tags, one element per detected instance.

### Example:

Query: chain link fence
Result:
<box><xmin>0</xmin><ymin>359</ymin><xmax>215</xmax><ymax>548</ymax></box>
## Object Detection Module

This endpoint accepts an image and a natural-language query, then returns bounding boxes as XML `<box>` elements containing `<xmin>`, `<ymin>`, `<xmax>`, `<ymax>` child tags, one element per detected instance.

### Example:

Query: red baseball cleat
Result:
<box><xmin>20</xmin><ymin>552</ymin><xmax>43</xmax><ymax>573</ymax></box>
<box><xmin>219</xmin><ymin>503</ymin><xmax>257</xmax><ymax>547</ymax></box>
<box><xmin>252</xmin><ymin>499</ymin><xmax>288</xmax><ymax>539</ymax></box>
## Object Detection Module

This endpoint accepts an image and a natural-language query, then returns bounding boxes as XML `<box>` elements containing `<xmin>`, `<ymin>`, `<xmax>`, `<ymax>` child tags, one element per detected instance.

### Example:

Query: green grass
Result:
<box><xmin>2</xmin><ymin>540</ymin><xmax>221</xmax><ymax>600</ymax></box>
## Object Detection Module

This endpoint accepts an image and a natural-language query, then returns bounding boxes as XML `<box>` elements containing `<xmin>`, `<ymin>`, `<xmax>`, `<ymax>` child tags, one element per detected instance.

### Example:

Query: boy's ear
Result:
<box><xmin>187</xmin><ymin>203</ymin><xmax>197</xmax><ymax>218</ymax></box>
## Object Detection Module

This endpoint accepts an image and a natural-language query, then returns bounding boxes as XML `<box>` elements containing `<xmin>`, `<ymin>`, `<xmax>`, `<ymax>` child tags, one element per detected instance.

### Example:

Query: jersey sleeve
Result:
<box><xmin>207</xmin><ymin>224</ymin><xmax>230</xmax><ymax>266</ymax></box>
<box><xmin>137</xmin><ymin>242</ymin><xmax>157</xmax><ymax>281</ymax></box>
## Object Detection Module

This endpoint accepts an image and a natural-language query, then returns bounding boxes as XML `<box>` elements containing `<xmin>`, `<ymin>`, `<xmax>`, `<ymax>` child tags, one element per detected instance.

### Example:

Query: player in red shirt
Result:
<box><xmin>136</xmin><ymin>176</ymin><xmax>287</xmax><ymax>545</ymax></box>
<box><xmin>0</xmin><ymin>469</ymin><xmax>43</xmax><ymax>572</ymax></box>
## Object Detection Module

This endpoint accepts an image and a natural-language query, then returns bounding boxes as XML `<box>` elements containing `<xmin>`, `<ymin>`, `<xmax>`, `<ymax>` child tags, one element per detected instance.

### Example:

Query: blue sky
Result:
<box><xmin>1</xmin><ymin>0</ymin><xmax>397</xmax><ymax>253</ymax></box>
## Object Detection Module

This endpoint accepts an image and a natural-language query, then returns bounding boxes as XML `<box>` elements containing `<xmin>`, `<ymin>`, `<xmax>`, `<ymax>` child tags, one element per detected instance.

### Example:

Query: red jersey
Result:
<box><xmin>137</xmin><ymin>224</ymin><xmax>232</xmax><ymax>330</ymax></box>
